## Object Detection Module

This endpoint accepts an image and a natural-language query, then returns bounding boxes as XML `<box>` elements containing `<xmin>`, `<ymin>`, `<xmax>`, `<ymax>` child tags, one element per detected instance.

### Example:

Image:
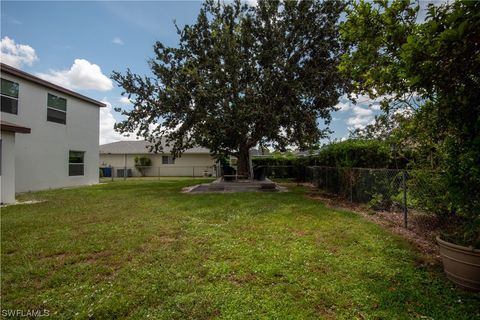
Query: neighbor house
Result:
<box><xmin>0</xmin><ymin>63</ymin><xmax>105</xmax><ymax>203</ymax></box>
<box><xmin>99</xmin><ymin>140</ymin><xmax>217</xmax><ymax>177</ymax></box>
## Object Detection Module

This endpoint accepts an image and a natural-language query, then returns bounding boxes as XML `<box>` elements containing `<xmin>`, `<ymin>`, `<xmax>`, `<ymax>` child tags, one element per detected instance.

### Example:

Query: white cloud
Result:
<box><xmin>36</xmin><ymin>59</ymin><xmax>113</xmax><ymax>92</ymax></box>
<box><xmin>0</xmin><ymin>36</ymin><xmax>38</xmax><ymax>68</ymax></box>
<box><xmin>335</xmin><ymin>101</ymin><xmax>351</xmax><ymax>112</ymax></box>
<box><xmin>112</xmin><ymin>37</ymin><xmax>124</xmax><ymax>45</ymax></box>
<box><xmin>394</xmin><ymin>106</ymin><xmax>414</xmax><ymax>118</ymax></box>
<box><xmin>347</xmin><ymin>106</ymin><xmax>375</xmax><ymax>129</ymax></box>
<box><xmin>352</xmin><ymin>105</ymin><xmax>373</xmax><ymax>116</ymax></box>
<box><xmin>350</xmin><ymin>93</ymin><xmax>386</xmax><ymax>104</ymax></box>
<box><xmin>99</xmin><ymin>99</ymin><xmax>160</xmax><ymax>145</ymax></box>
<box><xmin>245</xmin><ymin>0</ymin><xmax>258</xmax><ymax>6</ymax></box>
<box><xmin>347</xmin><ymin>116</ymin><xmax>375</xmax><ymax>129</ymax></box>
<box><xmin>335</xmin><ymin>95</ymin><xmax>382</xmax><ymax>113</ymax></box>
<box><xmin>99</xmin><ymin>99</ymin><xmax>138</xmax><ymax>145</ymax></box>
<box><xmin>119</xmin><ymin>96</ymin><xmax>131</xmax><ymax>105</ymax></box>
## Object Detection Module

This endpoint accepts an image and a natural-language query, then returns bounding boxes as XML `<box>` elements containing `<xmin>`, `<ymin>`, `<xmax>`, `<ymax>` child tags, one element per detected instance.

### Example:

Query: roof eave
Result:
<box><xmin>1</xmin><ymin>63</ymin><xmax>106</xmax><ymax>108</ymax></box>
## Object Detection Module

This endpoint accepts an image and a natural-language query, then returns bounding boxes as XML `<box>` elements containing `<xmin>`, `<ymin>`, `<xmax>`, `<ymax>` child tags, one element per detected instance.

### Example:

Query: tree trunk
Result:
<box><xmin>237</xmin><ymin>148</ymin><xmax>250</xmax><ymax>179</ymax></box>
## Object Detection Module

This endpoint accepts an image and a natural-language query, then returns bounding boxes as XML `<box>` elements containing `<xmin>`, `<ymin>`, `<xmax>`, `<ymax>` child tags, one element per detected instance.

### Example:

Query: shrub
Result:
<box><xmin>134</xmin><ymin>156</ymin><xmax>152</xmax><ymax>177</ymax></box>
<box><xmin>252</xmin><ymin>139</ymin><xmax>405</xmax><ymax>181</ymax></box>
<box><xmin>315</xmin><ymin>139</ymin><xmax>401</xmax><ymax>168</ymax></box>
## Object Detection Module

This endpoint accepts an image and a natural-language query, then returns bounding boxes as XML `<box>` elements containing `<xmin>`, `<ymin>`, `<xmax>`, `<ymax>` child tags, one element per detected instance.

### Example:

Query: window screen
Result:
<box><xmin>162</xmin><ymin>156</ymin><xmax>175</xmax><ymax>164</ymax></box>
<box><xmin>47</xmin><ymin>93</ymin><xmax>67</xmax><ymax>124</ymax></box>
<box><xmin>1</xmin><ymin>78</ymin><xmax>19</xmax><ymax>114</ymax></box>
<box><xmin>69</xmin><ymin>151</ymin><xmax>84</xmax><ymax>176</ymax></box>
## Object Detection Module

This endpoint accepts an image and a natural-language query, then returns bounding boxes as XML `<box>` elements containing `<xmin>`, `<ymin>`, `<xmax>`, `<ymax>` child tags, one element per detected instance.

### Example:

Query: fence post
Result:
<box><xmin>193</xmin><ymin>167</ymin><xmax>195</xmax><ymax>179</ymax></box>
<box><xmin>158</xmin><ymin>167</ymin><xmax>160</xmax><ymax>181</ymax></box>
<box><xmin>350</xmin><ymin>168</ymin><xmax>353</xmax><ymax>202</ymax></box>
<box><xmin>325</xmin><ymin>167</ymin><xmax>328</xmax><ymax>191</ymax></box>
<box><xmin>123</xmin><ymin>154</ymin><xmax>127</xmax><ymax>181</ymax></box>
<box><xmin>402</xmin><ymin>170</ymin><xmax>408</xmax><ymax>228</ymax></box>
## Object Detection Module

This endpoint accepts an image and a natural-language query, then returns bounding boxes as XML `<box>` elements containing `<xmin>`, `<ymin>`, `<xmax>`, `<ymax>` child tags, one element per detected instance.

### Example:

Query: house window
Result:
<box><xmin>47</xmin><ymin>93</ymin><xmax>67</xmax><ymax>124</ymax></box>
<box><xmin>162</xmin><ymin>156</ymin><xmax>175</xmax><ymax>164</ymax></box>
<box><xmin>69</xmin><ymin>151</ymin><xmax>84</xmax><ymax>176</ymax></box>
<box><xmin>1</xmin><ymin>78</ymin><xmax>19</xmax><ymax>115</ymax></box>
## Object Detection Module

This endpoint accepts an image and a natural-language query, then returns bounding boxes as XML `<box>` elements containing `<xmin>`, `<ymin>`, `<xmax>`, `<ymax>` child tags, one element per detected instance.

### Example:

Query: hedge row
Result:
<box><xmin>253</xmin><ymin>139</ymin><xmax>407</xmax><ymax>169</ymax></box>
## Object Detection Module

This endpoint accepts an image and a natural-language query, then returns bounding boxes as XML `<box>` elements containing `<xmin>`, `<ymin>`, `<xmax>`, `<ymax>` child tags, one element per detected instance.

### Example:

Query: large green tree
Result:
<box><xmin>341</xmin><ymin>0</ymin><xmax>480</xmax><ymax>245</ymax></box>
<box><xmin>112</xmin><ymin>0</ymin><xmax>346</xmax><ymax>177</ymax></box>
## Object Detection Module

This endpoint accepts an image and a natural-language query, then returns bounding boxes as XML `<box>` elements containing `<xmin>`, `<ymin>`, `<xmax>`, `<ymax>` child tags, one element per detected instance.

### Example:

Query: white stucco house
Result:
<box><xmin>99</xmin><ymin>140</ymin><xmax>218</xmax><ymax>177</ymax></box>
<box><xmin>0</xmin><ymin>63</ymin><xmax>105</xmax><ymax>203</ymax></box>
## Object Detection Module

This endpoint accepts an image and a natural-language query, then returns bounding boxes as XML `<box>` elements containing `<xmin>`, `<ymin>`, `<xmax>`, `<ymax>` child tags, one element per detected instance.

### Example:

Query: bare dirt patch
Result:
<box><xmin>83</xmin><ymin>250</ymin><xmax>114</xmax><ymax>264</ymax></box>
<box><xmin>228</xmin><ymin>272</ymin><xmax>259</xmax><ymax>287</ymax></box>
<box><xmin>41</xmin><ymin>252</ymin><xmax>73</xmax><ymax>263</ymax></box>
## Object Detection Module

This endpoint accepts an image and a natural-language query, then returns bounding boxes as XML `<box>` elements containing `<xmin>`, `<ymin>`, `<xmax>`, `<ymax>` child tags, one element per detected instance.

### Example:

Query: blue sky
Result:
<box><xmin>1</xmin><ymin>0</ymin><xmax>381</xmax><ymax>146</ymax></box>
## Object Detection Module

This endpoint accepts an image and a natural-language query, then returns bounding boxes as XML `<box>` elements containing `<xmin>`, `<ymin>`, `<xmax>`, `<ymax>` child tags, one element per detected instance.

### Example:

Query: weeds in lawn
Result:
<box><xmin>1</xmin><ymin>179</ymin><xmax>479</xmax><ymax>319</ymax></box>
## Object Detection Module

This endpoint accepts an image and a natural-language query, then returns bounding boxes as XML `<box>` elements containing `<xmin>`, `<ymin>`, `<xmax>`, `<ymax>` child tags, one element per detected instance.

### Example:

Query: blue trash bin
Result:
<box><xmin>102</xmin><ymin>167</ymin><xmax>112</xmax><ymax>177</ymax></box>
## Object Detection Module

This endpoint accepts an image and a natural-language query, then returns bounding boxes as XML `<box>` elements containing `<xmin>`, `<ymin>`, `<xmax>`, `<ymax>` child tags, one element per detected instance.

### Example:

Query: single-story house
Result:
<box><xmin>99</xmin><ymin>140</ymin><xmax>218</xmax><ymax>177</ymax></box>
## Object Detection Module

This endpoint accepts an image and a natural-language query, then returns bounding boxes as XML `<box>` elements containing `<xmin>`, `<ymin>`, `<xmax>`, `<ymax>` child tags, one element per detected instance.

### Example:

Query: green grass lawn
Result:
<box><xmin>1</xmin><ymin>180</ymin><xmax>479</xmax><ymax>319</ymax></box>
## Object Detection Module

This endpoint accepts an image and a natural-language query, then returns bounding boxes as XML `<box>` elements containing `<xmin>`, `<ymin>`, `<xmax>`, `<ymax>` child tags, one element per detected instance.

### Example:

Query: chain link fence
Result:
<box><xmin>101</xmin><ymin>165</ymin><xmax>303</xmax><ymax>182</ymax></box>
<box><xmin>100</xmin><ymin>164</ymin><xmax>445</xmax><ymax>232</ymax></box>
<box><xmin>262</xmin><ymin>165</ymin><xmax>305</xmax><ymax>181</ymax></box>
<box><xmin>99</xmin><ymin>166</ymin><xmax>219</xmax><ymax>182</ymax></box>
<box><xmin>305</xmin><ymin>166</ymin><xmax>445</xmax><ymax>232</ymax></box>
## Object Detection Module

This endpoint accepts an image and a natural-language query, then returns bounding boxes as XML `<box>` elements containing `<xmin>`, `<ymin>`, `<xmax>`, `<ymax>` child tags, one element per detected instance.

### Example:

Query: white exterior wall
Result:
<box><xmin>0</xmin><ymin>131</ymin><xmax>16</xmax><ymax>203</ymax></box>
<box><xmin>100</xmin><ymin>153</ymin><xmax>216</xmax><ymax>176</ymax></box>
<box><xmin>1</xmin><ymin>74</ymin><xmax>100</xmax><ymax>192</ymax></box>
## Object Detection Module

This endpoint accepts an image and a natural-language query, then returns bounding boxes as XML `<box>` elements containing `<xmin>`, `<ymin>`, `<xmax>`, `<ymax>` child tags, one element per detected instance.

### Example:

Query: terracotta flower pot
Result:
<box><xmin>436</xmin><ymin>236</ymin><xmax>480</xmax><ymax>291</ymax></box>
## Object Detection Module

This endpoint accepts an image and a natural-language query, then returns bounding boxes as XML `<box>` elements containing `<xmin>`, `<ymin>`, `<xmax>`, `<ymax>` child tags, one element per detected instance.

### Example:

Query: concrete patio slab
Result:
<box><xmin>182</xmin><ymin>178</ymin><xmax>287</xmax><ymax>193</ymax></box>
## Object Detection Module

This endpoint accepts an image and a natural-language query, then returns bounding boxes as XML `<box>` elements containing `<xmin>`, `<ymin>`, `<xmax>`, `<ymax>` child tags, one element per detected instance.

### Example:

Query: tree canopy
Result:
<box><xmin>340</xmin><ymin>0</ymin><xmax>480</xmax><ymax>245</ymax></box>
<box><xmin>112</xmin><ymin>0</ymin><xmax>346</xmax><ymax>177</ymax></box>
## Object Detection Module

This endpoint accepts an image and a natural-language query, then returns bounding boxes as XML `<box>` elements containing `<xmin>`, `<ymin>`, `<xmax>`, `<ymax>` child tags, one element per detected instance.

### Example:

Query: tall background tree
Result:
<box><xmin>340</xmin><ymin>0</ymin><xmax>480</xmax><ymax>245</ymax></box>
<box><xmin>112</xmin><ymin>0</ymin><xmax>346</xmax><ymax>177</ymax></box>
